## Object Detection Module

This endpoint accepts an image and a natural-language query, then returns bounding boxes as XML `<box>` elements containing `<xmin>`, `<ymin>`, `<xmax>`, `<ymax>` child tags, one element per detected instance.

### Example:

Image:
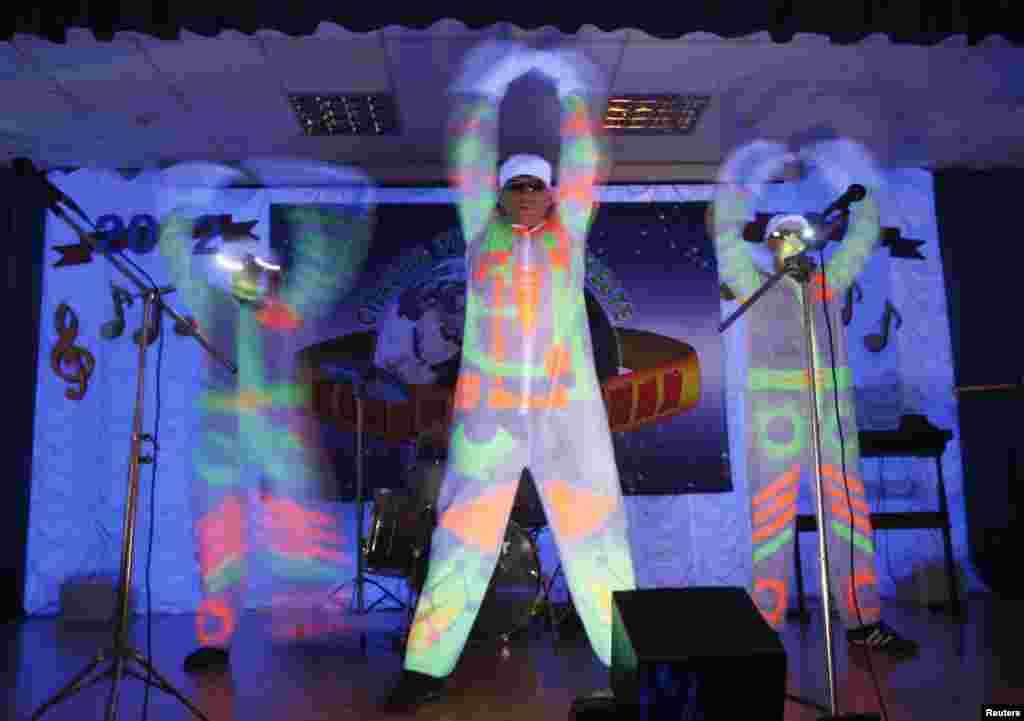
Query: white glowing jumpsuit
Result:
<box><xmin>403</xmin><ymin>92</ymin><xmax>637</xmax><ymax>677</ymax></box>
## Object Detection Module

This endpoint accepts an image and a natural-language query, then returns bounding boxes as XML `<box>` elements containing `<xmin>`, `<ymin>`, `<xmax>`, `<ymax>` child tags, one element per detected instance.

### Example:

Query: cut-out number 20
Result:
<box><xmin>94</xmin><ymin>214</ymin><xmax>159</xmax><ymax>255</ymax></box>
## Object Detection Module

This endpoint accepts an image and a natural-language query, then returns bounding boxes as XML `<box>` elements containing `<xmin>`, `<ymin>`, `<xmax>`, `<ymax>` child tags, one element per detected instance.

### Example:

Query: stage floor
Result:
<box><xmin>5</xmin><ymin>595</ymin><xmax>1021</xmax><ymax>720</ymax></box>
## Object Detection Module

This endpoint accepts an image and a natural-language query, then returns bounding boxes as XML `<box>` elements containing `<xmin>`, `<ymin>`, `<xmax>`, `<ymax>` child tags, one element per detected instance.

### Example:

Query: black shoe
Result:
<box><xmin>570</xmin><ymin>688</ymin><xmax>618</xmax><ymax>718</ymax></box>
<box><xmin>846</xmin><ymin>621</ymin><xmax>919</xmax><ymax>659</ymax></box>
<box><xmin>380</xmin><ymin>670</ymin><xmax>446</xmax><ymax>713</ymax></box>
<box><xmin>183</xmin><ymin>646</ymin><xmax>230</xmax><ymax>673</ymax></box>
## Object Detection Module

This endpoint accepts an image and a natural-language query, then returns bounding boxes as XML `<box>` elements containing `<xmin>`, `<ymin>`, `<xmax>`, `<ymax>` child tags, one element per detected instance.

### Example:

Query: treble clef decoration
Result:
<box><xmin>51</xmin><ymin>303</ymin><xmax>96</xmax><ymax>400</ymax></box>
<box><xmin>864</xmin><ymin>300</ymin><xmax>903</xmax><ymax>353</ymax></box>
<box><xmin>841</xmin><ymin>281</ymin><xmax>862</xmax><ymax>327</ymax></box>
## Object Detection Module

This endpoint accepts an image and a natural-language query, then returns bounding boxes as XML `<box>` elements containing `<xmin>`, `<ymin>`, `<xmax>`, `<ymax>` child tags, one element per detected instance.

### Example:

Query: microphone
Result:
<box><xmin>822</xmin><ymin>184</ymin><xmax>866</xmax><ymax>218</ymax></box>
<box><xmin>11</xmin><ymin>157</ymin><xmax>93</xmax><ymax>227</ymax></box>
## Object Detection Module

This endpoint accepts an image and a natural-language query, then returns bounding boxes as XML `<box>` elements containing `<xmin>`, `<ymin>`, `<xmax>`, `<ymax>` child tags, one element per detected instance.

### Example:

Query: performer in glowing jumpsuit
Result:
<box><xmin>158</xmin><ymin>177</ymin><xmax>372</xmax><ymax>672</ymax></box>
<box><xmin>713</xmin><ymin>140</ymin><xmax>917</xmax><ymax>658</ymax></box>
<box><xmin>384</xmin><ymin>44</ymin><xmax>637</xmax><ymax>710</ymax></box>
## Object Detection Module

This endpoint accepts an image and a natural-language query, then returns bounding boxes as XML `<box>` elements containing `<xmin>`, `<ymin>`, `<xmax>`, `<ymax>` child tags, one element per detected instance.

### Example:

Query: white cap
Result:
<box><xmin>498</xmin><ymin>154</ymin><xmax>552</xmax><ymax>188</ymax></box>
<box><xmin>764</xmin><ymin>214</ymin><xmax>812</xmax><ymax>239</ymax></box>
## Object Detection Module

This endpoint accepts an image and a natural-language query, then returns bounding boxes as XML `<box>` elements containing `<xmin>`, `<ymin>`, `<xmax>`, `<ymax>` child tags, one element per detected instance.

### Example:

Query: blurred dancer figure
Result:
<box><xmin>158</xmin><ymin>164</ymin><xmax>373</xmax><ymax>672</ymax></box>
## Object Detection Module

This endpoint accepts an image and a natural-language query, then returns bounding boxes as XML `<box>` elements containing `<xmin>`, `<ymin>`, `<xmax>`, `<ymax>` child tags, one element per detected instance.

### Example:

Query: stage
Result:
<box><xmin>6</xmin><ymin>595</ymin><xmax>1020</xmax><ymax>720</ymax></box>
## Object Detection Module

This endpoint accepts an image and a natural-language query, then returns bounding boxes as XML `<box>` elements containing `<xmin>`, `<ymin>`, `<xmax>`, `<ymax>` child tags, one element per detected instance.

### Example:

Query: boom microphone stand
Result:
<box><xmin>31</xmin><ymin>203</ymin><xmax>236</xmax><ymax>721</ymax></box>
<box><xmin>719</xmin><ymin>236</ymin><xmax>877</xmax><ymax>721</ymax></box>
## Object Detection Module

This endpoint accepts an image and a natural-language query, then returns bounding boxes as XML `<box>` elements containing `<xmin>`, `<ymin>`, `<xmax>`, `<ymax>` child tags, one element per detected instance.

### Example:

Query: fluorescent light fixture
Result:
<box><xmin>288</xmin><ymin>94</ymin><xmax>399</xmax><ymax>136</ymax></box>
<box><xmin>603</xmin><ymin>95</ymin><xmax>711</xmax><ymax>135</ymax></box>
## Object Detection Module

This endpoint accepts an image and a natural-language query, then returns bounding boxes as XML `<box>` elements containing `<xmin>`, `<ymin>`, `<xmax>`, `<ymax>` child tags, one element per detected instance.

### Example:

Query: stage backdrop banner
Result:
<box><xmin>23</xmin><ymin>172</ymin><xmax>980</xmax><ymax>618</ymax></box>
<box><xmin>279</xmin><ymin>198</ymin><xmax>730</xmax><ymax>499</ymax></box>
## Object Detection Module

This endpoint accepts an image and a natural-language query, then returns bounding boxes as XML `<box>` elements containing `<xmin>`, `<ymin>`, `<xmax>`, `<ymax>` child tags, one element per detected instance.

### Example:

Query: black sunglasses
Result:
<box><xmin>503</xmin><ymin>179</ymin><xmax>547</xmax><ymax>193</ymax></box>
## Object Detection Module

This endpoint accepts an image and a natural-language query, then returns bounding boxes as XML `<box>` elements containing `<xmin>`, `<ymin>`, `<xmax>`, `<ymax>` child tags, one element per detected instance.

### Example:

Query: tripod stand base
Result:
<box><xmin>332</xmin><ymin>574</ymin><xmax>409</xmax><ymax>614</ymax></box>
<box><xmin>31</xmin><ymin>645</ymin><xmax>210</xmax><ymax>721</ymax></box>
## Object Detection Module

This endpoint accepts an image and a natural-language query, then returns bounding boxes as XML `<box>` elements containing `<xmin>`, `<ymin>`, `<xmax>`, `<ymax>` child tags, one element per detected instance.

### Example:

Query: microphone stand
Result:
<box><xmin>31</xmin><ymin>203</ymin><xmax>235</xmax><ymax>721</ymax></box>
<box><xmin>720</xmin><ymin>245</ymin><xmax>878</xmax><ymax>721</ymax></box>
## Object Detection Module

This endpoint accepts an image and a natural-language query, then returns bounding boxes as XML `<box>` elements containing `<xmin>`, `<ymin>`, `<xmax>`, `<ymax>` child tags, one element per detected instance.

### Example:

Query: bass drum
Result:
<box><xmin>411</xmin><ymin>519</ymin><xmax>542</xmax><ymax>643</ymax></box>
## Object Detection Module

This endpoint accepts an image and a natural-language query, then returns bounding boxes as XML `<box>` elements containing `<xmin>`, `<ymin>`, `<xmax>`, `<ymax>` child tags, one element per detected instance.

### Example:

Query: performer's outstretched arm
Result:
<box><xmin>555</xmin><ymin>93</ymin><xmax>605</xmax><ymax>247</ymax></box>
<box><xmin>712</xmin><ymin>188</ymin><xmax>763</xmax><ymax>302</ymax></box>
<box><xmin>277</xmin><ymin>198</ymin><xmax>374</xmax><ymax>325</ymax></box>
<box><xmin>802</xmin><ymin>138</ymin><xmax>883</xmax><ymax>295</ymax></box>
<box><xmin>822</xmin><ymin>192</ymin><xmax>880</xmax><ymax>296</ymax></box>
<box><xmin>158</xmin><ymin>209</ymin><xmax>216</xmax><ymax>319</ymax></box>
<box><xmin>449</xmin><ymin>95</ymin><xmax>500</xmax><ymax>249</ymax></box>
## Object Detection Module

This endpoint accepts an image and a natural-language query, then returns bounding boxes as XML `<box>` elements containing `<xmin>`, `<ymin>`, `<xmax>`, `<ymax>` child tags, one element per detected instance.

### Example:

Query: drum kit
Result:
<box><xmin>326</xmin><ymin>361</ymin><xmax>565</xmax><ymax>649</ymax></box>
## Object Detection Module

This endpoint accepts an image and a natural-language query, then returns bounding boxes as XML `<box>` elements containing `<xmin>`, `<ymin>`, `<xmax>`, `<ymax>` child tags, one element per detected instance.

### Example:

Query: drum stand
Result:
<box><xmin>329</xmin><ymin>388</ymin><xmax>409</xmax><ymax>650</ymax></box>
<box><xmin>526</xmin><ymin>526</ymin><xmax>571</xmax><ymax>641</ymax></box>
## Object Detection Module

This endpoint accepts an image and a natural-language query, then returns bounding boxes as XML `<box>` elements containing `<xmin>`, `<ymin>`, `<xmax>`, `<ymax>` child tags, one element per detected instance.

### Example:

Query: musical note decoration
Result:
<box><xmin>842</xmin><ymin>281</ymin><xmax>863</xmax><ymax>327</ymax></box>
<box><xmin>100</xmin><ymin>284</ymin><xmax>134</xmax><ymax>340</ymax></box>
<box><xmin>864</xmin><ymin>300</ymin><xmax>902</xmax><ymax>353</ymax></box>
<box><xmin>51</xmin><ymin>303</ymin><xmax>95</xmax><ymax>400</ymax></box>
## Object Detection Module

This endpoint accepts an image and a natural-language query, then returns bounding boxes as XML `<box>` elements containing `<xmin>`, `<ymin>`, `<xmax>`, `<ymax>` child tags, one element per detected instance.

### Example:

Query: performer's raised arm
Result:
<box><xmin>553</xmin><ymin>94</ymin><xmax>605</xmax><ymax>246</ymax></box>
<box><xmin>821</xmin><ymin>191</ymin><xmax>880</xmax><ymax>296</ymax></box>
<box><xmin>448</xmin><ymin>95</ymin><xmax>500</xmax><ymax>248</ymax></box>
<box><xmin>711</xmin><ymin>140</ymin><xmax>794</xmax><ymax>303</ymax></box>
<box><xmin>529</xmin><ymin>51</ymin><xmax>606</xmax><ymax>247</ymax></box>
<box><xmin>448</xmin><ymin>44</ymin><xmax>536</xmax><ymax>247</ymax></box>
<box><xmin>275</xmin><ymin>192</ymin><xmax>374</xmax><ymax>327</ymax></box>
<box><xmin>158</xmin><ymin>208</ymin><xmax>216</xmax><ymax>318</ymax></box>
<box><xmin>711</xmin><ymin>186</ymin><xmax>762</xmax><ymax>302</ymax></box>
<box><xmin>804</xmin><ymin>139</ymin><xmax>882</xmax><ymax>296</ymax></box>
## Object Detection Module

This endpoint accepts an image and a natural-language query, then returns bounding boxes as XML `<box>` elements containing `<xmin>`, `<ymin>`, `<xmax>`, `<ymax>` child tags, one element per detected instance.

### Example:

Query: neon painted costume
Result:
<box><xmin>159</xmin><ymin>194</ymin><xmax>371</xmax><ymax>651</ymax></box>
<box><xmin>403</xmin><ymin>88</ymin><xmax>636</xmax><ymax>676</ymax></box>
<box><xmin>713</xmin><ymin>141</ymin><xmax>883</xmax><ymax>630</ymax></box>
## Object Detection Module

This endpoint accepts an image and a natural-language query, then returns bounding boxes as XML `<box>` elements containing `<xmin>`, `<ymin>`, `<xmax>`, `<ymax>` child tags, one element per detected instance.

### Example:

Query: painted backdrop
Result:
<box><xmin>24</xmin><ymin>169</ymin><xmax>981</xmax><ymax>620</ymax></box>
<box><xmin>282</xmin><ymin>199</ymin><xmax>729</xmax><ymax>500</ymax></box>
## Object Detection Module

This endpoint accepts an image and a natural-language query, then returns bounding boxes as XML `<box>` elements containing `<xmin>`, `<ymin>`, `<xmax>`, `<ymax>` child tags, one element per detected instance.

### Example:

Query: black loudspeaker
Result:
<box><xmin>611</xmin><ymin>587</ymin><xmax>787</xmax><ymax>720</ymax></box>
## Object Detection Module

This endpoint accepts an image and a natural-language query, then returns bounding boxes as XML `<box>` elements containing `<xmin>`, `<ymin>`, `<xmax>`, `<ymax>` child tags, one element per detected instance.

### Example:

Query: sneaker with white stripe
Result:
<box><xmin>846</xmin><ymin>621</ymin><xmax>919</xmax><ymax>659</ymax></box>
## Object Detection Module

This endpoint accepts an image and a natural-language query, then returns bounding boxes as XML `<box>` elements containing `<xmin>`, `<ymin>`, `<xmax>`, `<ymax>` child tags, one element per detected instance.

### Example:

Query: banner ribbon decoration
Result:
<box><xmin>52</xmin><ymin>237</ymin><xmax>96</xmax><ymax>267</ymax></box>
<box><xmin>192</xmin><ymin>215</ymin><xmax>260</xmax><ymax>242</ymax></box>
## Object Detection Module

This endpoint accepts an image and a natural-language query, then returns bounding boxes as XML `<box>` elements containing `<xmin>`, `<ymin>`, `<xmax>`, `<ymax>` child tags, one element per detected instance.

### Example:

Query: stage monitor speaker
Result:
<box><xmin>611</xmin><ymin>587</ymin><xmax>786</xmax><ymax>720</ymax></box>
